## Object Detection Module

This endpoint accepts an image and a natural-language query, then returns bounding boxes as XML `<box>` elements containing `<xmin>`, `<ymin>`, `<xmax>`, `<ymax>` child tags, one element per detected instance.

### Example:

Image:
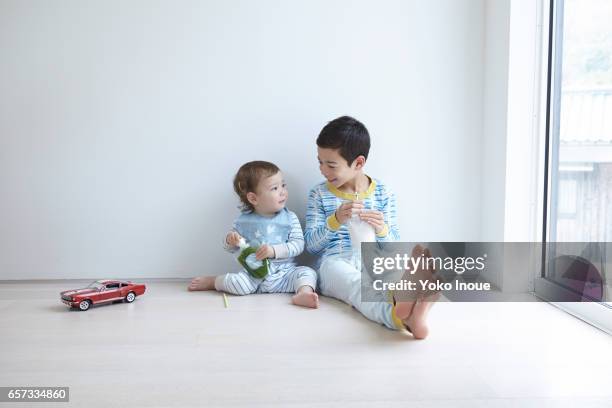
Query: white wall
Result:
<box><xmin>480</xmin><ymin>0</ymin><xmax>549</xmax><ymax>292</ymax></box>
<box><xmin>0</xmin><ymin>0</ymin><xmax>485</xmax><ymax>279</ymax></box>
<box><xmin>481</xmin><ymin>0</ymin><xmax>510</xmax><ymax>242</ymax></box>
<box><xmin>481</xmin><ymin>0</ymin><xmax>548</xmax><ymax>243</ymax></box>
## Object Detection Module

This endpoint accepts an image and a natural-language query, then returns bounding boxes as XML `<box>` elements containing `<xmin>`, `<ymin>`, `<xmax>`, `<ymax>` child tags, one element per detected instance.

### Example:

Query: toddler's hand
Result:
<box><xmin>226</xmin><ymin>231</ymin><xmax>242</xmax><ymax>247</ymax></box>
<box><xmin>255</xmin><ymin>244</ymin><xmax>275</xmax><ymax>261</ymax></box>
<box><xmin>335</xmin><ymin>200</ymin><xmax>364</xmax><ymax>224</ymax></box>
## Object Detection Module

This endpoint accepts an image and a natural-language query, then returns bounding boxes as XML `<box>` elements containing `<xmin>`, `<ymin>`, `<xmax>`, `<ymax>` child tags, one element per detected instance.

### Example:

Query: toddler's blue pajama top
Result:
<box><xmin>215</xmin><ymin>208</ymin><xmax>317</xmax><ymax>295</ymax></box>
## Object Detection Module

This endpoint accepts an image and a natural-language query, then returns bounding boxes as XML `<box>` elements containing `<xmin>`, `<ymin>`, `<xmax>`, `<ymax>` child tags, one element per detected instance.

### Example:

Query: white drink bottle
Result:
<box><xmin>347</xmin><ymin>193</ymin><xmax>376</xmax><ymax>269</ymax></box>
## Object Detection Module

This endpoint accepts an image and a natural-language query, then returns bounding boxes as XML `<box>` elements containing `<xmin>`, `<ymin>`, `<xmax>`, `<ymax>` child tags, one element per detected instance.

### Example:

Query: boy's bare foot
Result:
<box><xmin>187</xmin><ymin>276</ymin><xmax>216</xmax><ymax>291</ymax></box>
<box><xmin>393</xmin><ymin>299</ymin><xmax>427</xmax><ymax>338</ymax></box>
<box><xmin>292</xmin><ymin>287</ymin><xmax>319</xmax><ymax>308</ymax></box>
<box><xmin>401</xmin><ymin>293</ymin><xmax>439</xmax><ymax>339</ymax></box>
<box><xmin>403</xmin><ymin>302</ymin><xmax>429</xmax><ymax>339</ymax></box>
<box><xmin>394</xmin><ymin>300</ymin><xmax>415</xmax><ymax>321</ymax></box>
<box><xmin>391</xmin><ymin>244</ymin><xmax>440</xmax><ymax>339</ymax></box>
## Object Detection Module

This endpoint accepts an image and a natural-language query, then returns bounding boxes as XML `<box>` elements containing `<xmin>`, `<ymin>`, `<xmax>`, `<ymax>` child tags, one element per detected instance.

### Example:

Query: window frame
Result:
<box><xmin>535</xmin><ymin>0</ymin><xmax>612</xmax><ymax>335</ymax></box>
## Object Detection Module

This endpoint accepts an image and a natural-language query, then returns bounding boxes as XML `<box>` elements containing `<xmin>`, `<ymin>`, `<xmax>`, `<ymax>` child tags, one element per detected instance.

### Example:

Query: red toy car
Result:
<box><xmin>60</xmin><ymin>280</ymin><xmax>146</xmax><ymax>311</ymax></box>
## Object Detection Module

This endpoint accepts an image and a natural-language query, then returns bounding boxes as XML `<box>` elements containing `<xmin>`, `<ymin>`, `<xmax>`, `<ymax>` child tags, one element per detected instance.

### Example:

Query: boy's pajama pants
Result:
<box><xmin>318</xmin><ymin>256</ymin><xmax>403</xmax><ymax>330</ymax></box>
<box><xmin>215</xmin><ymin>263</ymin><xmax>317</xmax><ymax>295</ymax></box>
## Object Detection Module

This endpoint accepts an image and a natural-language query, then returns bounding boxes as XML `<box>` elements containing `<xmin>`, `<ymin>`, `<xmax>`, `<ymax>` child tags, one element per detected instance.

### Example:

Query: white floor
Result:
<box><xmin>0</xmin><ymin>280</ymin><xmax>611</xmax><ymax>408</ymax></box>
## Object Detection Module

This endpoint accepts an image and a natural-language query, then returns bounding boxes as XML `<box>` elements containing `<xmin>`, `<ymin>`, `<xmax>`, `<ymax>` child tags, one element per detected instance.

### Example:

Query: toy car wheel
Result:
<box><xmin>125</xmin><ymin>292</ymin><xmax>136</xmax><ymax>303</ymax></box>
<box><xmin>78</xmin><ymin>300</ymin><xmax>91</xmax><ymax>311</ymax></box>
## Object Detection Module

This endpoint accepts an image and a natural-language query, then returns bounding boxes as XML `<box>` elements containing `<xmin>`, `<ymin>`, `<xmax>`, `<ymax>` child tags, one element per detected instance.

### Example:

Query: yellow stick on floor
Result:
<box><xmin>223</xmin><ymin>293</ymin><xmax>229</xmax><ymax>308</ymax></box>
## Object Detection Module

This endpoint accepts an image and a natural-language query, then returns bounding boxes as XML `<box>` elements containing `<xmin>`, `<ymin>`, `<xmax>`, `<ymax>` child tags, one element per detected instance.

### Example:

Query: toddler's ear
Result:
<box><xmin>246</xmin><ymin>192</ymin><xmax>258</xmax><ymax>206</ymax></box>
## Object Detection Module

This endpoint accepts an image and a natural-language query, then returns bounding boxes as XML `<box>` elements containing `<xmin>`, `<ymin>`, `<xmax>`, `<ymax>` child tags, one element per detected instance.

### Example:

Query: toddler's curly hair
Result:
<box><xmin>233</xmin><ymin>161</ymin><xmax>280</xmax><ymax>213</ymax></box>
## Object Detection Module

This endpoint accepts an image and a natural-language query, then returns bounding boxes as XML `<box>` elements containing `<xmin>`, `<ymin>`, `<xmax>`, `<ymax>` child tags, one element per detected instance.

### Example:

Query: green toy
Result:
<box><xmin>236</xmin><ymin>238</ymin><xmax>270</xmax><ymax>279</ymax></box>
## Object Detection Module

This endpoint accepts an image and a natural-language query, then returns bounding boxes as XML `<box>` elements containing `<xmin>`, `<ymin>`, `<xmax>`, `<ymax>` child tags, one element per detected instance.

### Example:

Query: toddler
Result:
<box><xmin>189</xmin><ymin>161</ymin><xmax>319</xmax><ymax>308</ymax></box>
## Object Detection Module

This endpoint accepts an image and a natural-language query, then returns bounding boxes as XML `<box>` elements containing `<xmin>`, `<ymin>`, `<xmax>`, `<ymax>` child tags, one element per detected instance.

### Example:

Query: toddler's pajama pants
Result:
<box><xmin>215</xmin><ymin>263</ymin><xmax>317</xmax><ymax>295</ymax></box>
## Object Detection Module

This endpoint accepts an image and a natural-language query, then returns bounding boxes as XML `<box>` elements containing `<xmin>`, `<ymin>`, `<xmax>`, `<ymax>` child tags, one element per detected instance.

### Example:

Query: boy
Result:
<box><xmin>304</xmin><ymin>116</ymin><xmax>436</xmax><ymax>339</ymax></box>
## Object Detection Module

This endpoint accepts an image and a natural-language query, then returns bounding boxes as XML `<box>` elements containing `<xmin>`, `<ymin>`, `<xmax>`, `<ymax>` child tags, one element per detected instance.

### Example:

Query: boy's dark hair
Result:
<box><xmin>233</xmin><ymin>161</ymin><xmax>280</xmax><ymax>213</ymax></box>
<box><xmin>316</xmin><ymin>116</ymin><xmax>370</xmax><ymax>165</ymax></box>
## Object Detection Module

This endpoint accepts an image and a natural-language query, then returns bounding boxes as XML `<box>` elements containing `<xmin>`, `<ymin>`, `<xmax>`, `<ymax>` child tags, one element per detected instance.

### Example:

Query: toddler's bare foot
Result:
<box><xmin>292</xmin><ymin>290</ymin><xmax>319</xmax><ymax>309</ymax></box>
<box><xmin>188</xmin><ymin>276</ymin><xmax>216</xmax><ymax>291</ymax></box>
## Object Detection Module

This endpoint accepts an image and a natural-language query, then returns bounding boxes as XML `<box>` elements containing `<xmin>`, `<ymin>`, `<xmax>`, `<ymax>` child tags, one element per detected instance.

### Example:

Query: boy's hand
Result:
<box><xmin>226</xmin><ymin>231</ymin><xmax>242</xmax><ymax>247</ymax></box>
<box><xmin>359</xmin><ymin>210</ymin><xmax>386</xmax><ymax>234</ymax></box>
<box><xmin>335</xmin><ymin>200</ymin><xmax>365</xmax><ymax>224</ymax></box>
<box><xmin>255</xmin><ymin>244</ymin><xmax>275</xmax><ymax>260</ymax></box>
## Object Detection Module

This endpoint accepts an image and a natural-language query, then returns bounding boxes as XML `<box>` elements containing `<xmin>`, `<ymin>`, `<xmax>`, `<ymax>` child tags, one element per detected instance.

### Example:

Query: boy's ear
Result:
<box><xmin>353</xmin><ymin>155</ymin><xmax>366</xmax><ymax>170</ymax></box>
<box><xmin>246</xmin><ymin>192</ymin><xmax>258</xmax><ymax>206</ymax></box>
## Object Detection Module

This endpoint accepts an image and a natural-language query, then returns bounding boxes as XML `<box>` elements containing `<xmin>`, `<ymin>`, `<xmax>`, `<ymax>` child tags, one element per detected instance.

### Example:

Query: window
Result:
<box><xmin>539</xmin><ymin>0</ymin><xmax>612</xmax><ymax>333</ymax></box>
